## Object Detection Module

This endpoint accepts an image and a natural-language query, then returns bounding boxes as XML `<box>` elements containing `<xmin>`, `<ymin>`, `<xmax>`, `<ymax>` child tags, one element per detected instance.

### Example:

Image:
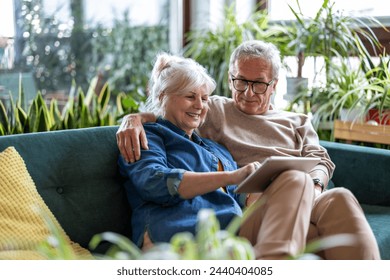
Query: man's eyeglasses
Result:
<box><xmin>230</xmin><ymin>74</ymin><xmax>274</xmax><ymax>95</ymax></box>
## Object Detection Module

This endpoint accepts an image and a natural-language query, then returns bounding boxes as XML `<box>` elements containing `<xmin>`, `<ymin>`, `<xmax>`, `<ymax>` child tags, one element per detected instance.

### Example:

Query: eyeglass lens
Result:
<box><xmin>233</xmin><ymin>79</ymin><xmax>268</xmax><ymax>94</ymax></box>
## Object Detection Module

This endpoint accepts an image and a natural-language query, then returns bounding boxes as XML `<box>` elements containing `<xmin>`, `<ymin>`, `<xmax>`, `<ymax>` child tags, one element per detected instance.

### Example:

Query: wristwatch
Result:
<box><xmin>312</xmin><ymin>178</ymin><xmax>325</xmax><ymax>192</ymax></box>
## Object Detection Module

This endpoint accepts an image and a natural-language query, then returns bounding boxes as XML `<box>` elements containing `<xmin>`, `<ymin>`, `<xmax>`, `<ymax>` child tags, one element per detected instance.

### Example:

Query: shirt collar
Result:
<box><xmin>156</xmin><ymin>117</ymin><xmax>203</xmax><ymax>145</ymax></box>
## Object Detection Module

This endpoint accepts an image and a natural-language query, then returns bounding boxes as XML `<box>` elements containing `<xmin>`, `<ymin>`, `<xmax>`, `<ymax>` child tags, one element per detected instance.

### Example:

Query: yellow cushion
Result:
<box><xmin>0</xmin><ymin>146</ymin><xmax>92</xmax><ymax>259</ymax></box>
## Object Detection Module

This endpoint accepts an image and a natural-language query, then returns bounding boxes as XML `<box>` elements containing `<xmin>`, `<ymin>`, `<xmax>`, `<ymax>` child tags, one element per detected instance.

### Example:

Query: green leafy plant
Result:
<box><xmin>285</xmin><ymin>0</ymin><xmax>382</xmax><ymax>79</ymax></box>
<box><xmin>281</xmin><ymin>0</ymin><xmax>389</xmax><ymax>146</ymax></box>
<box><xmin>305</xmin><ymin>58</ymin><xmax>369</xmax><ymax>128</ymax></box>
<box><xmin>288</xmin><ymin>43</ymin><xmax>390</xmax><ymax>136</ymax></box>
<box><xmin>359</xmin><ymin>50</ymin><xmax>390</xmax><ymax>124</ymax></box>
<box><xmin>89</xmin><ymin>9</ymin><xmax>169</xmax><ymax>98</ymax></box>
<box><xmin>294</xmin><ymin>233</ymin><xmax>358</xmax><ymax>260</ymax></box>
<box><xmin>184</xmin><ymin>5</ymin><xmax>249</xmax><ymax>97</ymax></box>
<box><xmin>34</xmin><ymin>199</ymin><xmax>357</xmax><ymax>260</ymax></box>
<box><xmin>90</xmin><ymin>208</ymin><xmax>256</xmax><ymax>260</ymax></box>
<box><xmin>30</xmin><ymin>208</ymin><xmax>255</xmax><ymax>260</ymax></box>
<box><xmin>36</xmin><ymin>211</ymin><xmax>86</xmax><ymax>260</ymax></box>
<box><xmin>0</xmin><ymin>79</ymin><xmax>140</xmax><ymax>136</ymax></box>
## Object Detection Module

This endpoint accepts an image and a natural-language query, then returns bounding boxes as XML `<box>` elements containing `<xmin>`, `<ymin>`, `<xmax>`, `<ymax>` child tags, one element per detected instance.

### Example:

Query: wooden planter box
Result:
<box><xmin>334</xmin><ymin>120</ymin><xmax>390</xmax><ymax>145</ymax></box>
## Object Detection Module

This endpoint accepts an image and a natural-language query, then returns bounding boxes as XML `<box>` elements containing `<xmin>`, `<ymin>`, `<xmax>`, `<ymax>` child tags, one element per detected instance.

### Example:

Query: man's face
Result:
<box><xmin>229</xmin><ymin>57</ymin><xmax>277</xmax><ymax>115</ymax></box>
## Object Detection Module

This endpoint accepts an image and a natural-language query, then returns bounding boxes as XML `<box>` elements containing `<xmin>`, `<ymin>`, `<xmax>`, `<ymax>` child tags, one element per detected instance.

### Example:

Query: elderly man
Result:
<box><xmin>116</xmin><ymin>40</ymin><xmax>380</xmax><ymax>260</ymax></box>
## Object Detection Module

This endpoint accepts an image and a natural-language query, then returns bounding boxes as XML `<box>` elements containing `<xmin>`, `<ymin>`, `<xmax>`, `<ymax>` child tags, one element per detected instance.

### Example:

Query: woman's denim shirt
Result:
<box><xmin>118</xmin><ymin>117</ymin><xmax>244</xmax><ymax>246</ymax></box>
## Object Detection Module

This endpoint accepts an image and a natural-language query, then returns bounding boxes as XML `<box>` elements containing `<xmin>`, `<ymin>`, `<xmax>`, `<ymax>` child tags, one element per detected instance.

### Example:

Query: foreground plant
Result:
<box><xmin>89</xmin><ymin>208</ymin><xmax>256</xmax><ymax>260</ymax></box>
<box><xmin>35</xmin><ymin>197</ymin><xmax>356</xmax><ymax>260</ymax></box>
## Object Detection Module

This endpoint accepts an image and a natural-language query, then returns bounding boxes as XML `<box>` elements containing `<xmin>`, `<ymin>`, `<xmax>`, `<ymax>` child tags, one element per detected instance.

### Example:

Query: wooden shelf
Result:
<box><xmin>334</xmin><ymin>120</ymin><xmax>390</xmax><ymax>145</ymax></box>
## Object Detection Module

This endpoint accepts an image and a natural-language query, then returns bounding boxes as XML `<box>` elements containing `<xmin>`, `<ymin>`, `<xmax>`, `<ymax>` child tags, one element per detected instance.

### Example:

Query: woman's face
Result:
<box><xmin>164</xmin><ymin>86</ymin><xmax>209</xmax><ymax>136</ymax></box>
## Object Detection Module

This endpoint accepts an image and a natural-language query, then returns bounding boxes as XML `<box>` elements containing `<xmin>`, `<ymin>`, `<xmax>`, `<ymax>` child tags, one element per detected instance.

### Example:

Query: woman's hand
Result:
<box><xmin>178</xmin><ymin>162</ymin><xmax>261</xmax><ymax>199</ymax></box>
<box><xmin>232</xmin><ymin>162</ymin><xmax>263</xmax><ymax>206</ymax></box>
<box><xmin>230</xmin><ymin>161</ymin><xmax>260</xmax><ymax>185</ymax></box>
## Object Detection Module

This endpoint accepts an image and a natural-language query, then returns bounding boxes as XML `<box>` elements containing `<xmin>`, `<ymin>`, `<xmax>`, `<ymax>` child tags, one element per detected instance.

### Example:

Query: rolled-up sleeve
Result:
<box><xmin>118</xmin><ymin>125</ymin><xmax>187</xmax><ymax>206</ymax></box>
<box><xmin>166</xmin><ymin>169</ymin><xmax>185</xmax><ymax>196</ymax></box>
<box><xmin>119</xmin><ymin>156</ymin><xmax>187</xmax><ymax>207</ymax></box>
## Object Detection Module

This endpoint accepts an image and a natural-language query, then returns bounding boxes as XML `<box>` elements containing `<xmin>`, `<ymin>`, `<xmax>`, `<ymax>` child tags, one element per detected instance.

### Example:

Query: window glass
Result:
<box><xmin>3</xmin><ymin>0</ymin><xmax>169</xmax><ymax>100</ymax></box>
<box><xmin>0</xmin><ymin>0</ymin><xmax>15</xmax><ymax>69</ymax></box>
<box><xmin>85</xmin><ymin>0</ymin><xmax>166</xmax><ymax>26</ymax></box>
<box><xmin>0</xmin><ymin>0</ymin><xmax>15</xmax><ymax>37</ymax></box>
<box><xmin>269</xmin><ymin>0</ymin><xmax>390</xmax><ymax>20</ymax></box>
<box><xmin>42</xmin><ymin>0</ymin><xmax>166</xmax><ymax>27</ymax></box>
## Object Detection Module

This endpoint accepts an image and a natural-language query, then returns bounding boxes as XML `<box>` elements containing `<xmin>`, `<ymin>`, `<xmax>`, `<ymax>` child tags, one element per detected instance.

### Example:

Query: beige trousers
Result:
<box><xmin>239</xmin><ymin>170</ymin><xmax>380</xmax><ymax>260</ymax></box>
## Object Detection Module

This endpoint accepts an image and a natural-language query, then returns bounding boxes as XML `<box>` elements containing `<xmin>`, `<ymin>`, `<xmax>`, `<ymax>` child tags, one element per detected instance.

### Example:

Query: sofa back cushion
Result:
<box><xmin>0</xmin><ymin>126</ymin><xmax>131</xmax><ymax>251</ymax></box>
<box><xmin>321</xmin><ymin>140</ymin><xmax>390</xmax><ymax>207</ymax></box>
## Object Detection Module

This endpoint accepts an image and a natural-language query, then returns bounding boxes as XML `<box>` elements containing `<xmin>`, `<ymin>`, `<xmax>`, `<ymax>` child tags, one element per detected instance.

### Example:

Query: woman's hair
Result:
<box><xmin>228</xmin><ymin>40</ymin><xmax>281</xmax><ymax>80</ymax></box>
<box><xmin>143</xmin><ymin>53</ymin><xmax>216</xmax><ymax>116</ymax></box>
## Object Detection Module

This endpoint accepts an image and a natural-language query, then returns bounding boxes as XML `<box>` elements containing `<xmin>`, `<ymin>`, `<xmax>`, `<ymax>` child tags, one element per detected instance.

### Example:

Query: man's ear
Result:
<box><xmin>228</xmin><ymin>75</ymin><xmax>233</xmax><ymax>91</ymax></box>
<box><xmin>272</xmin><ymin>79</ymin><xmax>279</xmax><ymax>92</ymax></box>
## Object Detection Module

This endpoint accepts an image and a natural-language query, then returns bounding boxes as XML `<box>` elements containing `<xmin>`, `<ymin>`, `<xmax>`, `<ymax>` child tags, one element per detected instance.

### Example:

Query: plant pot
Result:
<box><xmin>340</xmin><ymin>108</ymin><xmax>365</xmax><ymax>123</ymax></box>
<box><xmin>366</xmin><ymin>109</ymin><xmax>390</xmax><ymax>125</ymax></box>
<box><xmin>285</xmin><ymin>77</ymin><xmax>308</xmax><ymax>102</ymax></box>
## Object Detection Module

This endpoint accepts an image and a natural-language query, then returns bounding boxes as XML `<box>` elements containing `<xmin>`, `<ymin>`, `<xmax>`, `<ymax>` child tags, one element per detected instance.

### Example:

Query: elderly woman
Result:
<box><xmin>118</xmin><ymin>53</ymin><xmax>256</xmax><ymax>249</ymax></box>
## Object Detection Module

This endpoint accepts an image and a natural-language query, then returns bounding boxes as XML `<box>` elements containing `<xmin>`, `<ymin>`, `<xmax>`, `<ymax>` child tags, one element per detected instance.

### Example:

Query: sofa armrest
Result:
<box><xmin>320</xmin><ymin>141</ymin><xmax>390</xmax><ymax>207</ymax></box>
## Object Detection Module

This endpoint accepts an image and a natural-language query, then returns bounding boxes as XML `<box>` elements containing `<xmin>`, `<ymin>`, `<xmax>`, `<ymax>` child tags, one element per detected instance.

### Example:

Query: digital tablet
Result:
<box><xmin>234</xmin><ymin>156</ymin><xmax>321</xmax><ymax>193</ymax></box>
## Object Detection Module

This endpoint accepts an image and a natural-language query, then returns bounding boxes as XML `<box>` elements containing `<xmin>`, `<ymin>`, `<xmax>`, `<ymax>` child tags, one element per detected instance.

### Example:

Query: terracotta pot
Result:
<box><xmin>366</xmin><ymin>109</ymin><xmax>390</xmax><ymax>125</ymax></box>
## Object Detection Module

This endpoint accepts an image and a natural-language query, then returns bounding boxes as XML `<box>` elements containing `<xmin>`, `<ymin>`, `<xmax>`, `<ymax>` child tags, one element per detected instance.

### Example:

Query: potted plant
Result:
<box><xmin>282</xmin><ymin>0</ymin><xmax>382</xmax><ymax>102</ymax></box>
<box><xmin>308</xmin><ymin>58</ymin><xmax>370</xmax><ymax>129</ymax></box>
<box><xmin>311</xmin><ymin>43</ymin><xmax>390</xmax><ymax>127</ymax></box>
<box><xmin>359</xmin><ymin>49</ymin><xmax>390</xmax><ymax>125</ymax></box>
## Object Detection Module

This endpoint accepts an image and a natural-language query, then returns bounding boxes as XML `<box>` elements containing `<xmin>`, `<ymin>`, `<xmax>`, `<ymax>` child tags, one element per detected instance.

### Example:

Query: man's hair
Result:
<box><xmin>144</xmin><ymin>52</ymin><xmax>216</xmax><ymax>116</ymax></box>
<box><xmin>229</xmin><ymin>40</ymin><xmax>281</xmax><ymax>79</ymax></box>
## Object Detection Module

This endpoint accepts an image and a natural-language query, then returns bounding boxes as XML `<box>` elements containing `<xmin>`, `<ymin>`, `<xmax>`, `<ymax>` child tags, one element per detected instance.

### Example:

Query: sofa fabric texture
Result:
<box><xmin>0</xmin><ymin>126</ymin><xmax>388</xmax><ymax>259</ymax></box>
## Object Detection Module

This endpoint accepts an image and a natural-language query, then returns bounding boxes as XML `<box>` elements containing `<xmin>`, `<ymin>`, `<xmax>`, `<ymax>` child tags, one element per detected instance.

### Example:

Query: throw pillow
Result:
<box><xmin>0</xmin><ymin>146</ymin><xmax>92</xmax><ymax>260</ymax></box>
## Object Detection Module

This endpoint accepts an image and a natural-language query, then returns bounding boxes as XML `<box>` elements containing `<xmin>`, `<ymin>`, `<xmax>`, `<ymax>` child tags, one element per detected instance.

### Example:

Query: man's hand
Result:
<box><xmin>116</xmin><ymin>114</ymin><xmax>149</xmax><ymax>163</ymax></box>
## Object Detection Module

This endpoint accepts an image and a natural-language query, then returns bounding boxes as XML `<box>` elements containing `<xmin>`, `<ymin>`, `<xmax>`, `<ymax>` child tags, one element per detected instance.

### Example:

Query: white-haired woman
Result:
<box><xmin>118</xmin><ymin>53</ymin><xmax>257</xmax><ymax>250</ymax></box>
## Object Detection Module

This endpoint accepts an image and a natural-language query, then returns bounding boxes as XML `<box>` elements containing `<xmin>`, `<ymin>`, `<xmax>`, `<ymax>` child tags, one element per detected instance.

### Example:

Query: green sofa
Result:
<box><xmin>0</xmin><ymin>126</ymin><xmax>389</xmax><ymax>259</ymax></box>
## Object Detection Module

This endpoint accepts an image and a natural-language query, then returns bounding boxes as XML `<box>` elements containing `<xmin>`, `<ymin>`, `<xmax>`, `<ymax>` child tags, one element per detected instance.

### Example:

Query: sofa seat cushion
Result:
<box><xmin>361</xmin><ymin>204</ymin><xmax>390</xmax><ymax>260</ymax></box>
<box><xmin>0</xmin><ymin>146</ymin><xmax>91</xmax><ymax>259</ymax></box>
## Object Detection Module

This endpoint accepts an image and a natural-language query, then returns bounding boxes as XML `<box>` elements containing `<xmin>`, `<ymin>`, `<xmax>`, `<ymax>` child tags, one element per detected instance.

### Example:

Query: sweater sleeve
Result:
<box><xmin>295</xmin><ymin>114</ymin><xmax>335</xmax><ymax>179</ymax></box>
<box><xmin>197</xmin><ymin>95</ymin><xmax>226</xmax><ymax>141</ymax></box>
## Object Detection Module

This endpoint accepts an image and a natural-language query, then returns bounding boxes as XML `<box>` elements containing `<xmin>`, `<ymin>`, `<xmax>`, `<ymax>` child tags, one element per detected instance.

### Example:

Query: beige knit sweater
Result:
<box><xmin>198</xmin><ymin>95</ymin><xmax>335</xmax><ymax>179</ymax></box>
